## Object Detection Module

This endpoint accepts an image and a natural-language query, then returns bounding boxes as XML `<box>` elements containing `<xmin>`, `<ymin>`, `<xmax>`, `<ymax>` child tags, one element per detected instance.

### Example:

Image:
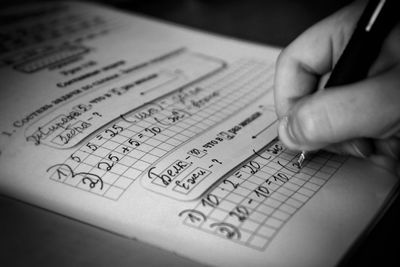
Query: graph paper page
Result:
<box><xmin>0</xmin><ymin>2</ymin><xmax>398</xmax><ymax>267</ymax></box>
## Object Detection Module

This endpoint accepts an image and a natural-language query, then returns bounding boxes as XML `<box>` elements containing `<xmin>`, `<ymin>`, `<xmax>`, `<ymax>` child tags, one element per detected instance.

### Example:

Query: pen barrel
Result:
<box><xmin>325</xmin><ymin>0</ymin><xmax>398</xmax><ymax>88</ymax></box>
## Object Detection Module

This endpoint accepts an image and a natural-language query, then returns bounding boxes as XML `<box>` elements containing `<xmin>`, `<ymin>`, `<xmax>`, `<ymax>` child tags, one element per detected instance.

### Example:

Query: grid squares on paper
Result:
<box><xmin>182</xmin><ymin>140</ymin><xmax>347</xmax><ymax>251</ymax></box>
<box><xmin>48</xmin><ymin>59</ymin><xmax>274</xmax><ymax>200</ymax></box>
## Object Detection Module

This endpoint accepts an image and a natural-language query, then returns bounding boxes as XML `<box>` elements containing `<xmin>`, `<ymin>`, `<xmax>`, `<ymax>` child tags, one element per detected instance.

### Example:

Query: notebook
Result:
<box><xmin>0</xmin><ymin>2</ymin><xmax>398</xmax><ymax>266</ymax></box>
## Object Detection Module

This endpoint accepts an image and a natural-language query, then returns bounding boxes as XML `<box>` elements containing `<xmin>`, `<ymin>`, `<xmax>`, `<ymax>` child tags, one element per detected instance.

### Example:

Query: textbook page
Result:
<box><xmin>0</xmin><ymin>2</ymin><xmax>398</xmax><ymax>267</ymax></box>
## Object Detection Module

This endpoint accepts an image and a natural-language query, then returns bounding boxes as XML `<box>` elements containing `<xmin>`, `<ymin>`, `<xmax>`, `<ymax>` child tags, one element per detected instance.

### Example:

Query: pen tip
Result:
<box><xmin>297</xmin><ymin>152</ymin><xmax>306</xmax><ymax>168</ymax></box>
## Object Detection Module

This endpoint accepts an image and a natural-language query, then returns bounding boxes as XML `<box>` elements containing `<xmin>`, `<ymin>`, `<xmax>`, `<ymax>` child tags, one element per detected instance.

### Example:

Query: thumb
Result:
<box><xmin>278</xmin><ymin>67</ymin><xmax>400</xmax><ymax>151</ymax></box>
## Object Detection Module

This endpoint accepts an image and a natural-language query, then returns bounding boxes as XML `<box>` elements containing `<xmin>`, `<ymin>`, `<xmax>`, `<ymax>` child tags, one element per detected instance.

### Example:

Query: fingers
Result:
<box><xmin>278</xmin><ymin>66</ymin><xmax>400</xmax><ymax>151</ymax></box>
<box><xmin>274</xmin><ymin>1</ymin><xmax>364</xmax><ymax>119</ymax></box>
<box><xmin>368</xmin><ymin>155</ymin><xmax>400</xmax><ymax>177</ymax></box>
<box><xmin>324</xmin><ymin>138</ymin><xmax>375</xmax><ymax>158</ymax></box>
<box><xmin>324</xmin><ymin>137</ymin><xmax>400</xmax><ymax>161</ymax></box>
<box><xmin>326</xmin><ymin>137</ymin><xmax>400</xmax><ymax>177</ymax></box>
<box><xmin>374</xmin><ymin>137</ymin><xmax>400</xmax><ymax>161</ymax></box>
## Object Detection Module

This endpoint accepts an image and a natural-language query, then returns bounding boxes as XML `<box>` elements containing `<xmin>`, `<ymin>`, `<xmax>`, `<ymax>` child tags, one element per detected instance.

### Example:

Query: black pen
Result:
<box><xmin>297</xmin><ymin>0</ymin><xmax>398</xmax><ymax>167</ymax></box>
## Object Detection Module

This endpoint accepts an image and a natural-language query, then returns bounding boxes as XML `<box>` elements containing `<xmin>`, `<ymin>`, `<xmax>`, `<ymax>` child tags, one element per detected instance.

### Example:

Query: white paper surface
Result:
<box><xmin>0</xmin><ymin>2</ymin><xmax>398</xmax><ymax>267</ymax></box>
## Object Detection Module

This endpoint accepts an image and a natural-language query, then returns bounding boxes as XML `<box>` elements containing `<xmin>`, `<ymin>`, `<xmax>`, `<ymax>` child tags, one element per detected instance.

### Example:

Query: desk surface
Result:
<box><xmin>1</xmin><ymin>1</ymin><xmax>399</xmax><ymax>266</ymax></box>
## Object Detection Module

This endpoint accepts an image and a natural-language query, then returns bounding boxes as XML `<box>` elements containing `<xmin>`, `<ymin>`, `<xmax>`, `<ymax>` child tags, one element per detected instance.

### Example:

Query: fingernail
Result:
<box><xmin>351</xmin><ymin>139</ymin><xmax>372</xmax><ymax>158</ymax></box>
<box><xmin>351</xmin><ymin>143</ymin><xmax>368</xmax><ymax>158</ymax></box>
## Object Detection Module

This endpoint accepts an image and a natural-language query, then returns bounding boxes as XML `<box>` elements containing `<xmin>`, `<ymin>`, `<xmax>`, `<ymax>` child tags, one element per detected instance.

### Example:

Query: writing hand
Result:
<box><xmin>274</xmin><ymin>1</ymin><xmax>400</xmax><ymax>176</ymax></box>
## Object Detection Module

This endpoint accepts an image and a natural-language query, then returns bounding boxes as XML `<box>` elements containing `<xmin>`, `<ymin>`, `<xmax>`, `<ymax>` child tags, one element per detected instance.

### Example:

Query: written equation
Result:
<box><xmin>179</xmin><ymin>139</ymin><xmax>347</xmax><ymax>250</ymax></box>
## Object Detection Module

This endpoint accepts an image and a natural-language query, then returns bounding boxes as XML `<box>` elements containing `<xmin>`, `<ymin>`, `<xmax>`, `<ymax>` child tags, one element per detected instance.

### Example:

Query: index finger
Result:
<box><xmin>273</xmin><ymin>1</ymin><xmax>364</xmax><ymax>119</ymax></box>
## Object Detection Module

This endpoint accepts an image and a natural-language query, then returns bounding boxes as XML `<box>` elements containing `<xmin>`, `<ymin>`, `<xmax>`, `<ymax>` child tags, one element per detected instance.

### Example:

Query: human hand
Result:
<box><xmin>274</xmin><ymin>0</ymin><xmax>400</xmax><ymax>176</ymax></box>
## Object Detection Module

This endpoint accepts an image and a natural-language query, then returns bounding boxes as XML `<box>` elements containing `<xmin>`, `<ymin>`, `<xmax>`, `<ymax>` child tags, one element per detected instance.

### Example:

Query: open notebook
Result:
<box><xmin>0</xmin><ymin>2</ymin><xmax>398</xmax><ymax>266</ymax></box>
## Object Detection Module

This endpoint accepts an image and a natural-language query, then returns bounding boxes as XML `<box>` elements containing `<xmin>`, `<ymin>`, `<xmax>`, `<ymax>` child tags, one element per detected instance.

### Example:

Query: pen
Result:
<box><xmin>297</xmin><ymin>0</ymin><xmax>398</xmax><ymax>168</ymax></box>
